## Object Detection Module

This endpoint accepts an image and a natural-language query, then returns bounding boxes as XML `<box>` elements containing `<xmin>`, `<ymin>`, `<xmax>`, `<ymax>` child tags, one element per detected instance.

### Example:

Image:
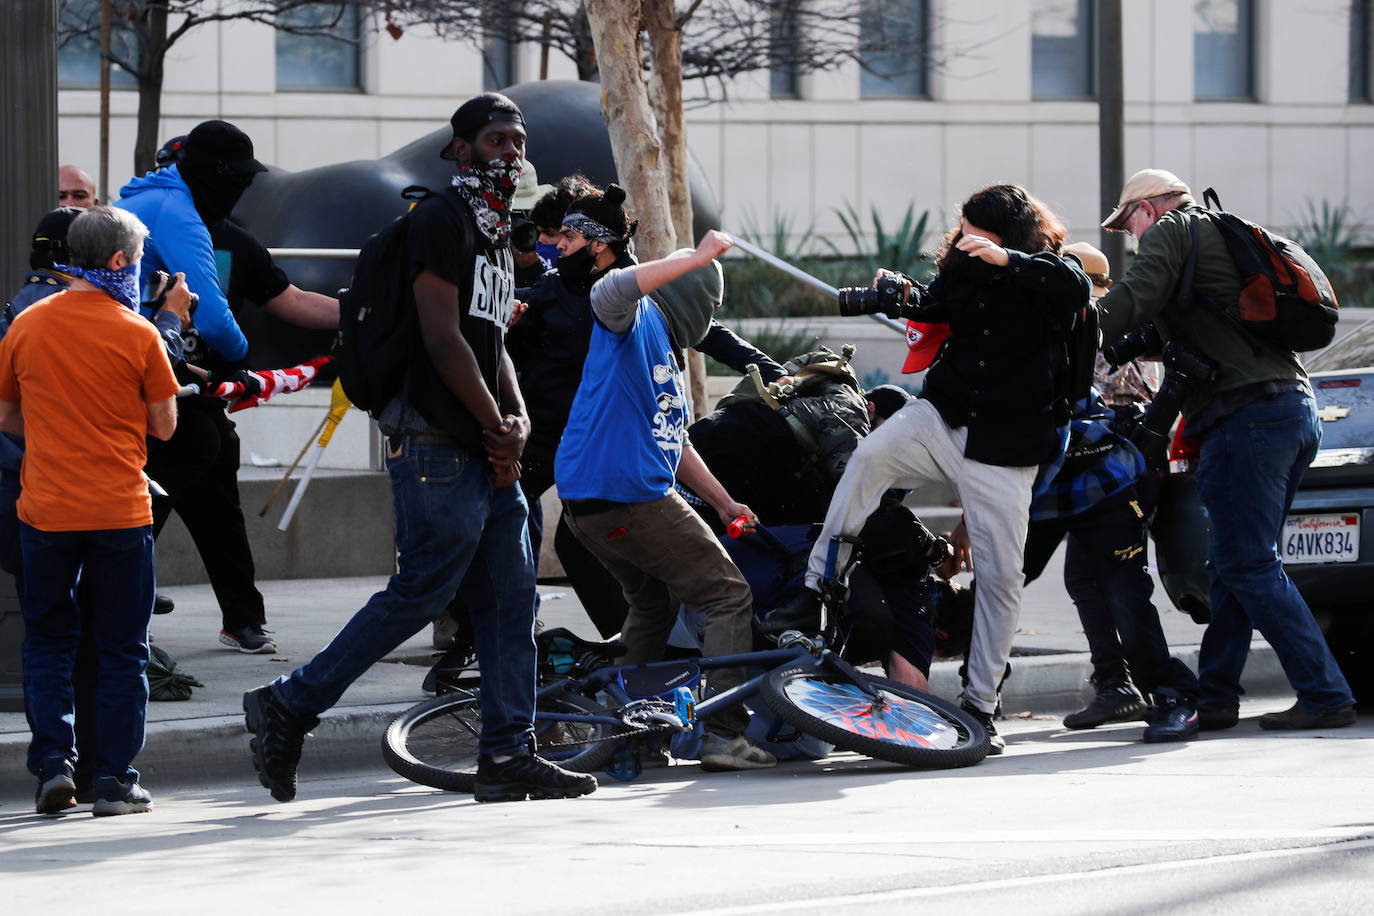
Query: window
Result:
<box><xmin>483</xmin><ymin>18</ymin><xmax>517</xmax><ymax>91</ymax></box>
<box><xmin>57</xmin><ymin>0</ymin><xmax>137</xmax><ymax>89</ymax></box>
<box><xmin>1032</xmin><ymin>0</ymin><xmax>1095</xmax><ymax>99</ymax></box>
<box><xmin>860</xmin><ymin>0</ymin><xmax>929</xmax><ymax>99</ymax></box>
<box><xmin>1352</xmin><ymin>0</ymin><xmax>1371</xmax><ymax>102</ymax></box>
<box><xmin>276</xmin><ymin>4</ymin><xmax>362</xmax><ymax>91</ymax></box>
<box><xmin>1194</xmin><ymin>0</ymin><xmax>1256</xmax><ymax>100</ymax></box>
<box><xmin>770</xmin><ymin>0</ymin><xmax>802</xmax><ymax>98</ymax></box>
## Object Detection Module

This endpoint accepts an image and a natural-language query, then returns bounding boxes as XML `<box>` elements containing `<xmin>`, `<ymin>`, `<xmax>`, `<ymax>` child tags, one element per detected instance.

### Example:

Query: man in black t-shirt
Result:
<box><xmin>243</xmin><ymin>93</ymin><xmax>596</xmax><ymax>805</ymax></box>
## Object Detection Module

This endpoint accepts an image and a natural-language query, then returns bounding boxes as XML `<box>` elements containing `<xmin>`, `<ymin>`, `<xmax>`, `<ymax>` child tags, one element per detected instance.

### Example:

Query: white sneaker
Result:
<box><xmin>699</xmin><ymin>734</ymin><xmax>777</xmax><ymax>772</ymax></box>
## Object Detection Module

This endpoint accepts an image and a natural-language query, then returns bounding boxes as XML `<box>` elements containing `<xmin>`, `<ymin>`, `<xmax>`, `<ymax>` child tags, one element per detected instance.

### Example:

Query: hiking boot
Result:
<box><xmin>699</xmin><ymin>734</ymin><xmax>778</xmax><ymax>772</ymax></box>
<box><xmin>243</xmin><ymin>685</ymin><xmax>318</xmax><ymax>802</ymax></box>
<box><xmin>35</xmin><ymin>759</ymin><xmax>77</xmax><ymax>815</ymax></box>
<box><xmin>1142</xmin><ymin>688</ymin><xmax>1199</xmax><ymax>743</ymax></box>
<box><xmin>473</xmin><ymin>754</ymin><xmax>598</xmax><ymax>802</ymax></box>
<box><xmin>153</xmin><ymin>593</ymin><xmax>175</xmax><ymax>615</ymax></box>
<box><xmin>91</xmin><ymin>776</ymin><xmax>153</xmax><ymax>816</ymax></box>
<box><xmin>760</xmin><ymin>588</ymin><xmax>821</xmax><ymax>634</ymax></box>
<box><xmin>960</xmin><ymin>700</ymin><xmax>1005</xmax><ymax>755</ymax></box>
<box><xmin>1197</xmin><ymin>703</ymin><xmax>1240</xmax><ymax>731</ymax></box>
<box><xmin>1258</xmin><ymin>703</ymin><xmax>1357</xmax><ymax>731</ymax></box>
<box><xmin>221</xmin><ymin>625</ymin><xmax>276</xmax><ymax>654</ymax></box>
<box><xmin>1063</xmin><ymin>680</ymin><xmax>1149</xmax><ymax>730</ymax></box>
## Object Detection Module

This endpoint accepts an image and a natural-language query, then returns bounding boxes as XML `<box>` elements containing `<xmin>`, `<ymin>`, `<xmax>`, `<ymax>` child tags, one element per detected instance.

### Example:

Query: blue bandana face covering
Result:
<box><xmin>52</xmin><ymin>260</ymin><xmax>141</xmax><ymax>311</ymax></box>
<box><xmin>535</xmin><ymin>241</ymin><xmax>561</xmax><ymax>270</ymax></box>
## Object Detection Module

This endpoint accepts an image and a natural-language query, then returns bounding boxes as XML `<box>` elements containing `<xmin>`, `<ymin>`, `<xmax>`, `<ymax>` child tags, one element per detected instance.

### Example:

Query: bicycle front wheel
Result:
<box><xmin>382</xmin><ymin>689</ymin><xmax>628</xmax><ymax>792</ymax></box>
<box><xmin>761</xmin><ymin>666</ymin><xmax>990</xmax><ymax>768</ymax></box>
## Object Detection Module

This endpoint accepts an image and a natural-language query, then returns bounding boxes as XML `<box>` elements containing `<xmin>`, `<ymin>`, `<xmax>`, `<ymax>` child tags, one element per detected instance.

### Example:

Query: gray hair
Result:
<box><xmin>66</xmin><ymin>205</ymin><xmax>149</xmax><ymax>269</ymax></box>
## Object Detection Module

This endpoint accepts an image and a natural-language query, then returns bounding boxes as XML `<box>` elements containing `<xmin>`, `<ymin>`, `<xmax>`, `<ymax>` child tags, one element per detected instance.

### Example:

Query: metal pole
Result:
<box><xmin>1097</xmin><ymin>0</ymin><xmax>1125</xmax><ymax>274</ymax></box>
<box><xmin>100</xmin><ymin>0</ymin><xmax>111</xmax><ymax>201</ymax></box>
<box><xmin>727</xmin><ymin>234</ymin><xmax>907</xmax><ymax>334</ymax></box>
<box><xmin>0</xmin><ymin>0</ymin><xmax>59</xmax><ymax>711</ymax></box>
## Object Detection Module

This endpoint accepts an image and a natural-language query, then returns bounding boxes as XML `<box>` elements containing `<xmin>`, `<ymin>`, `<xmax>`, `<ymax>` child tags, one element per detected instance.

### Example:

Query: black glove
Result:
<box><xmin>211</xmin><ymin>369</ymin><xmax>263</xmax><ymax>399</ymax></box>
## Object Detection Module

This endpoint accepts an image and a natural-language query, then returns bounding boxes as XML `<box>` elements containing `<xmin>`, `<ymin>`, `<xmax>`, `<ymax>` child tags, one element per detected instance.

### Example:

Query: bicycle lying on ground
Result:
<box><xmin>383</xmin><ymin>625</ymin><xmax>992</xmax><ymax>792</ymax></box>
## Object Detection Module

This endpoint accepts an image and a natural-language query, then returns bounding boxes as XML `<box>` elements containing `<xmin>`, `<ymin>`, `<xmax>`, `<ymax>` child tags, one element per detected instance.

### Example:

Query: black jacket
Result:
<box><xmin>901</xmin><ymin>249</ymin><xmax>1089</xmax><ymax>467</ymax></box>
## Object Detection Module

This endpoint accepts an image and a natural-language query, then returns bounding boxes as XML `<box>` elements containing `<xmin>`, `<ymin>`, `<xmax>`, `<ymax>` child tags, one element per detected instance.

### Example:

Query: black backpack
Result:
<box><xmin>1051</xmin><ymin>298</ymin><xmax>1100</xmax><ymax>427</ymax></box>
<box><xmin>335</xmin><ymin>185</ymin><xmax>466</xmax><ymax>414</ymax></box>
<box><xmin>1182</xmin><ymin>188</ymin><xmax>1339</xmax><ymax>352</ymax></box>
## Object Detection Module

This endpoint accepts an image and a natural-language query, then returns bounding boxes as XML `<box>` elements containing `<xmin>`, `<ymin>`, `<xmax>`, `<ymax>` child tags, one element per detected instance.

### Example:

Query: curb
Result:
<box><xmin>1</xmin><ymin>643</ymin><xmax>1291</xmax><ymax>797</ymax></box>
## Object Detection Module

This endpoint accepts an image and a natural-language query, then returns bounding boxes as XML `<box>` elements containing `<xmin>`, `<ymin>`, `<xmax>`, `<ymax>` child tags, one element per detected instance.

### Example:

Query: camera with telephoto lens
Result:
<box><xmin>1104</xmin><ymin>323</ymin><xmax>1215</xmax><ymax>470</ymax></box>
<box><xmin>837</xmin><ymin>273</ymin><xmax>909</xmax><ymax>317</ymax></box>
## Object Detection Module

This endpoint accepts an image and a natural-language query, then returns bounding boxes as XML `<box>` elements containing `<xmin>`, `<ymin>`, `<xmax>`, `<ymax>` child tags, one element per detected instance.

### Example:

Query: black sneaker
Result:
<box><xmin>1142</xmin><ymin>687</ymin><xmax>1199</xmax><ymax>743</ymax></box>
<box><xmin>473</xmin><ymin>754</ymin><xmax>598</xmax><ymax>803</ymax></box>
<box><xmin>154</xmin><ymin>593</ymin><xmax>175</xmax><ymax>615</ymax></box>
<box><xmin>221</xmin><ymin>625</ymin><xmax>276</xmax><ymax>654</ymax></box>
<box><xmin>92</xmin><ymin>776</ymin><xmax>153</xmax><ymax>816</ymax></box>
<box><xmin>960</xmin><ymin>700</ymin><xmax>1005</xmax><ymax>755</ymax></box>
<box><xmin>243</xmin><ymin>685</ymin><xmax>318</xmax><ymax>802</ymax></box>
<box><xmin>1063</xmin><ymin>680</ymin><xmax>1150</xmax><ymax>730</ymax></box>
<box><xmin>1198</xmin><ymin>703</ymin><xmax>1240</xmax><ymax>731</ymax></box>
<box><xmin>35</xmin><ymin>759</ymin><xmax>77</xmax><ymax>815</ymax></box>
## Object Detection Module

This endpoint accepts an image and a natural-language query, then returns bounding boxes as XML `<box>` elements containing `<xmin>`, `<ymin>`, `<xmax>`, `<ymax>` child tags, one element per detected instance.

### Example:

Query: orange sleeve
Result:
<box><xmin>0</xmin><ymin>330</ymin><xmax>19</xmax><ymax>403</ymax></box>
<box><xmin>142</xmin><ymin>328</ymin><xmax>181</xmax><ymax>403</ymax></box>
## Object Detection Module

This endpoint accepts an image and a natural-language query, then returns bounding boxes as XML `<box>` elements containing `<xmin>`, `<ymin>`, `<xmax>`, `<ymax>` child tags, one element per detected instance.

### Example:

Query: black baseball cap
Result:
<box><xmin>30</xmin><ymin>206</ymin><xmax>83</xmax><ymax>270</ymax></box>
<box><xmin>439</xmin><ymin>93</ymin><xmax>525</xmax><ymax>160</ymax></box>
<box><xmin>183</xmin><ymin>120</ymin><xmax>267</xmax><ymax>174</ymax></box>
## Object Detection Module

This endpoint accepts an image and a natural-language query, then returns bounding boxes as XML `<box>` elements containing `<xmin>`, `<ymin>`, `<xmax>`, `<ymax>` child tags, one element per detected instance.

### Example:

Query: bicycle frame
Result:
<box><xmin>531</xmin><ymin>639</ymin><xmax>880</xmax><ymax>733</ymax></box>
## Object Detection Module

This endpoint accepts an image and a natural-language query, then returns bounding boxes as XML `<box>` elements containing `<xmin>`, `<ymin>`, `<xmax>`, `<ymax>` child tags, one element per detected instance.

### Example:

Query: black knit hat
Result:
<box><xmin>563</xmin><ymin>184</ymin><xmax>636</xmax><ymax>244</ymax></box>
<box><xmin>865</xmin><ymin>384</ymin><xmax>913</xmax><ymax>421</ymax></box>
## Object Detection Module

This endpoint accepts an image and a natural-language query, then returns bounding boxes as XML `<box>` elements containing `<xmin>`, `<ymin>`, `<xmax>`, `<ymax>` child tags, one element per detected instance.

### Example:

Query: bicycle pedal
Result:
<box><xmin>604</xmin><ymin>747</ymin><xmax>643</xmax><ymax>782</ymax></box>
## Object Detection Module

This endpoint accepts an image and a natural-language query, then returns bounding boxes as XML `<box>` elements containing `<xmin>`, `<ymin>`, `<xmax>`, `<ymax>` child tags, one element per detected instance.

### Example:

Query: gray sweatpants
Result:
<box><xmin>805</xmin><ymin>398</ymin><xmax>1036</xmax><ymax>714</ymax></box>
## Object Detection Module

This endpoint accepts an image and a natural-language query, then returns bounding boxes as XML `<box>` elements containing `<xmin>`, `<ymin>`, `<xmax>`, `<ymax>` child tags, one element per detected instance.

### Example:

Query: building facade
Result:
<box><xmin>56</xmin><ymin>0</ymin><xmax>1374</xmax><ymax>246</ymax></box>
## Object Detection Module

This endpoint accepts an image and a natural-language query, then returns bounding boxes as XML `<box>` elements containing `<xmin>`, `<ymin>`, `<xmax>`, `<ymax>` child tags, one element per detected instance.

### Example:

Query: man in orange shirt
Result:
<box><xmin>0</xmin><ymin>206</ymin><xmax>182</xmax><ymax>817</ymax></box>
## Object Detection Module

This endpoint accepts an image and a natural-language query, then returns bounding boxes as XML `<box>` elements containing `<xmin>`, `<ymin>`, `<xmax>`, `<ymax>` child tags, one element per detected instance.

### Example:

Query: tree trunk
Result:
<box><xmin>643</xmin><ymin>0</ymin><xmax>709</xmax><ymax>416</ymax></box>
<box><xmin>583</xmin><ymin>0</ymin><xmax>675</xmax><ymax>261</ymax></box>
<box><xmin>131</xmin><ymin>0</ymin><xmax>168</xmax><ymax>176</ymax></box>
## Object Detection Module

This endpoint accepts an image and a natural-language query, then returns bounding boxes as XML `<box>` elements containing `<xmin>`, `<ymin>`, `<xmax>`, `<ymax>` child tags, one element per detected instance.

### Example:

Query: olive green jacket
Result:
<box><xmin>1098</xmin><ymin>202</ymin><xmax>1305</xmax><ymax>420</ymax></box>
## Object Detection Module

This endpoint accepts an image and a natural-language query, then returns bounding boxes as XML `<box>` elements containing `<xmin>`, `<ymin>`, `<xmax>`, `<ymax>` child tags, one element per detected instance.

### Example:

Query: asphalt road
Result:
<box><xmin>3</xmin><ymin>697</ymin><xmax>1370</xmax><ymax>915</ymax></box>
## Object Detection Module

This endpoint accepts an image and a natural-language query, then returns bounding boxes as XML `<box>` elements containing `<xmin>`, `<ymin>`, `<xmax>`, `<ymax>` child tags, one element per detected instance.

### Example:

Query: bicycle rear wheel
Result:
<box><xmin>761</xmin><ymin>665</ymin><xmax>990</xmax><ymax>768</ymax></box>
<box><xmin>382</xmin><ymin>689</ymin><xmax>627</xmax><ymax>792</ymax></box>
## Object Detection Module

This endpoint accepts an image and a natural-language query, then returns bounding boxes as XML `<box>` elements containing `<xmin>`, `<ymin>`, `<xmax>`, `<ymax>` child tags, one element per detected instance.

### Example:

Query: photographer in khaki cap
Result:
<box><xmin>1097</xmin><ymin>169</ymin><xmax>1356</xmax><ymax>736</ymax></box>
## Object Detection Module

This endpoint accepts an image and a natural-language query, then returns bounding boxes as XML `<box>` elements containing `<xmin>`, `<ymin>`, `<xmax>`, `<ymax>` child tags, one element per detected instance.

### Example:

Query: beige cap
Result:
<box><xmin>1101</xmin><ymin>168</ymin><xmax>1191</xmax><ymax>230</ymax></box>
<box><xmin>511</xmin><ymin>159</ymin><xmax>554</xmax><ymax>211</ymax></box>
<box><xmin>1064</xmin><ymin>241</ymin><xmax>1111</xmax><ymax>296</ymax></box>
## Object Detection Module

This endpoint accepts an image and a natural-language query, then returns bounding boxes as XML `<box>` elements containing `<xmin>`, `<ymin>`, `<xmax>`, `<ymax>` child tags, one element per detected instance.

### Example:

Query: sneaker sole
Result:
<box><xmin>92</xmin><ymin>799</ymin><xmax>153</xmax><ymax>816</ymax></box>
<box><xmin>243</xmin><ymin>690</ymin><xmax>297</xmax><ymax>803</ymax></box>
<box><xmin>221</xmin><ymin>633</ymin><xmax>277</xmax><ymax>654</ymax></box>
<box><xmin>36</xmin><ymin>778</ymin><xmax>77</xmax><ymax>815</ymax></box>
<box><xmin>473</xmin><ymin>780</ymin><xmax>597</xmax><ymax>803</ymax></box>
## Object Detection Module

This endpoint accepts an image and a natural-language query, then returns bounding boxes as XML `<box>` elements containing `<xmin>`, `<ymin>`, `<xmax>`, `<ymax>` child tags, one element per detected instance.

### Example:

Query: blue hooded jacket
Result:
<box><xmin>117</xmin><ymin>164</ymin><xmax>248</xmax><ymax>362</ymax></box>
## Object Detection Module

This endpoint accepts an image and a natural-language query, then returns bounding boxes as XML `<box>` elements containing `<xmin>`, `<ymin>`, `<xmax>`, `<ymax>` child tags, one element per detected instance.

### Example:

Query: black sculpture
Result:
<box><xmin>230</xmin><ymin>80</ymin><xmax>721</xmax><ymax>369</ymax></box>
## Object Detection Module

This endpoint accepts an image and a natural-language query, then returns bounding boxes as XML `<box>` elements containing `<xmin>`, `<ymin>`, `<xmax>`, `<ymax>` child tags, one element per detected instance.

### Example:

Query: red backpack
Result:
<box><xmin>1182</xmin><ymin>188</ymin><xmax>1339</xmax><ymax>352</ymax></box>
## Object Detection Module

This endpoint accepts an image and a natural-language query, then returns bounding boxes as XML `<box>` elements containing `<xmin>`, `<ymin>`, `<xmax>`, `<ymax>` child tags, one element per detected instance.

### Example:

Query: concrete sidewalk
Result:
<box><xmin>0</xmin><ymin>554</ymin><xmax>1291</xmax><ymax>797</ymax></box>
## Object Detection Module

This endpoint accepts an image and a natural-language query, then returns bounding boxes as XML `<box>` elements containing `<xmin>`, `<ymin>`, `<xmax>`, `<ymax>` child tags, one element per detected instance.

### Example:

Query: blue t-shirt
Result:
<box><xmin>555</xmin><ymin>300</ymin><xmax>686</xmax><ymax>502</ymax></box>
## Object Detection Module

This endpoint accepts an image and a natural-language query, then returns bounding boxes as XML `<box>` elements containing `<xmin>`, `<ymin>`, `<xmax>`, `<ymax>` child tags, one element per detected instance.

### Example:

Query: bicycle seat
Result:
<box><xmin>537</xmin><ymin>627</ymin><xmax>626</xmax><ymax>674</ymax></box>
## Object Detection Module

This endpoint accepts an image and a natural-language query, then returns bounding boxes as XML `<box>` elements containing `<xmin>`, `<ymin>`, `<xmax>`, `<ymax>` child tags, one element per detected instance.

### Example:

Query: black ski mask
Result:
<box><xmin>177</xmin><ymin>120</ymin><xmax>267</xmax><ymax>223</ymax></box>
<box><xmin>179</xmin><ymin>156</ymin><xmax>255</xmax><ymax>223</ymax></box>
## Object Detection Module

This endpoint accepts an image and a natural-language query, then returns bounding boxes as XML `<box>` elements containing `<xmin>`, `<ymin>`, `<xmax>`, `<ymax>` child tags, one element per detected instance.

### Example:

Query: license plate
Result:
<box><xmin>1283</xmin><ymin>514</ymin><xmax>1361</xmax><ymax>565</ymax></box>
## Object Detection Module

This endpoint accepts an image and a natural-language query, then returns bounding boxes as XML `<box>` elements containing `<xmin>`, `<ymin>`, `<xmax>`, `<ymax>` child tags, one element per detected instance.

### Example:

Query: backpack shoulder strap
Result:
<box><xmin>1202</xmin><ymin>187</ymin><xmax>1222</xmax><ymax>211</ymax></box>
<box><xmin>1176</xmin><ymin>215</ymin><xmax>1200</xmax><ymax>308</ymax></box>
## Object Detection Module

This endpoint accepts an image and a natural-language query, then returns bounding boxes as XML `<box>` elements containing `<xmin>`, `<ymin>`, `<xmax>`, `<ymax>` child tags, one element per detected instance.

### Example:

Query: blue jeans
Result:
<box><xmin>20</xmin><ymin>523</ymin><xmax>155</xmax><ymax>780</ymax></box>
<box><xmin>273</xmin><ymin>440</ymin><xmax>537</xmax><ymax>757</ymax></box>
<box><xmin>1195</xmin><ymin>391</ymin><xmax>1354</xmax><ymax>712</ymax></box>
